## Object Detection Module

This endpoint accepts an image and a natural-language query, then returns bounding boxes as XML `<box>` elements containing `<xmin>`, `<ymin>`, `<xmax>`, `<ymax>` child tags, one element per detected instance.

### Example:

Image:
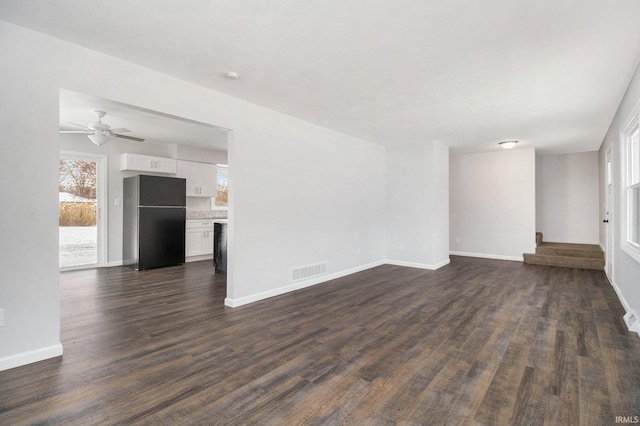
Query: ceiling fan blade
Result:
<box><xmin>109</xmin><ymin>128</ymin><xmax>131</xmax><ymax>133</ymax></box>
<box><xmin>66</xmin><ymin>121</ymin><xmax>91</xmax><ymax>130</ymax></box>
<box><xmin>113</xmin><ymin>133</ymin><xmax>145</xmax><ymax>142</ymax></box>
<box><xmin>60</xmin><ymin>130</ymin><xmax>91</xmax><ymax>134</ymax></box>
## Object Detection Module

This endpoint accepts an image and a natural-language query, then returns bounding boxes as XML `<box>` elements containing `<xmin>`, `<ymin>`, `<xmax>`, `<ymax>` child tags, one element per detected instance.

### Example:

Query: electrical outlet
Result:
<box><xmin>114</xmin><ymin>198</ymin><xmax>121</xmax><ymax>206</ymax></box>
<box><xmin>357</xmin><ymin>248</ymin><xmax>361</xmax><ymax>255</ymax></box>
<box><xmin>399</xmin><ymin>243</ymin><xmax>404</xmax><ymax>251</ymax></box>
<box><xmin>456</xmin><ymin>237</ymin><xmax>460</xmax><ymax>244</ymax></box>
<box><xmin>0</xmin><ymin>309</ymin><xmax>4</xmax><ymax>327</ymax></box>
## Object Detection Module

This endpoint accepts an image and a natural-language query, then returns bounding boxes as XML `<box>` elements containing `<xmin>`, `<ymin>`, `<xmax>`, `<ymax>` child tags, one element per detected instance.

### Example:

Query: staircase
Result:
<box><xmin>523</xmin><ymin>232</ymin><xmax>605</xmax><ymax>270</ymax></box>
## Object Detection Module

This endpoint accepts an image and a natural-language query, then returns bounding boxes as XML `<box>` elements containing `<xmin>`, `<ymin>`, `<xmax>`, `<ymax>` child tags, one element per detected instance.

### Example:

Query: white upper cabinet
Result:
<box><xmin>120</xmin><ymin>153</ymin><xmax>177</xmax><ymax>174</ymax></box>
<box><xmin>177</xmin><ymin>160</ymin><xmax>217</xmax><ymax>197</ymax></box>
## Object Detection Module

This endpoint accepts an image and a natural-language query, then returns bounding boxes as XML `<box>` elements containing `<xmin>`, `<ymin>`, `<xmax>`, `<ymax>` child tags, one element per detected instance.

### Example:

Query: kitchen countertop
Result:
<box><xmin>186</xmin><ymin>211</ymin><xmax>228</xmax><ymax>220</ymax></box>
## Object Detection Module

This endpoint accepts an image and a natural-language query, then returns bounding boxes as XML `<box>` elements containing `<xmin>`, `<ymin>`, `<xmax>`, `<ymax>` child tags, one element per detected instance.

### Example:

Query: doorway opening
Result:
<box><xmin>59</xmin><ymin>152</ymin><xmax>106</xmax><ymax>270</ymax></box>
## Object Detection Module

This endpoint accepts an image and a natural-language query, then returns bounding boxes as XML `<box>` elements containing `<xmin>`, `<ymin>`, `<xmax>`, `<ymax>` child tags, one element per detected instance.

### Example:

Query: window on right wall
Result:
<box><xmin>621</xmin><ymin>103</ymin><xmax>640</xmax><ymax>263</ymax></box>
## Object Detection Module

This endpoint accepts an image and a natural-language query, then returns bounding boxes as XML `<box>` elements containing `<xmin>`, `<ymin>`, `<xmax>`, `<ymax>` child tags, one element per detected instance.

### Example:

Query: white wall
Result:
<box><xmin>536</xmin><ymin>152</ymin><xmax>599</xmax><ymax>244</ymax></box>
<box><xmin>599</xmin><ymin>61</ymin><xmax>640</xmax><ymax>323</ymax></box>
<box><xmin>386</xmin><ymin>141</ymin><xmax>450</xmax><ymax>269</ymax></box>
<box><xmin>450</xmin><ymin>148</ymin><xmax>537</xmax><ymax>260</ymax></box>
<box><xmin>0</xmin><ymin>21</ymin><xmax>387</xmax><ymax>370</ymax></box>
<box><xmin>227</xmin><ymin>112</ymin><xmax>387</xmax><ymax>306</ymax></box>
<box><xmin>0</xmin><ymin>24</ymin><xmax>63</xmax><ymax>370</ymax></box>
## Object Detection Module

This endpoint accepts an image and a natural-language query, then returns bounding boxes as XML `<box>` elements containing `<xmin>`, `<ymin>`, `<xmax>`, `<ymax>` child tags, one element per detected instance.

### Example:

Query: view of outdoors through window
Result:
<box><xmin>59</xmin><ymin>158</ymin><xmax>97</xmax><ymax>268</ymax></box>
<box><xmin>215</xmin><ymin>166</ymin><xmax>228</xmax><ymax>206</ymax></box>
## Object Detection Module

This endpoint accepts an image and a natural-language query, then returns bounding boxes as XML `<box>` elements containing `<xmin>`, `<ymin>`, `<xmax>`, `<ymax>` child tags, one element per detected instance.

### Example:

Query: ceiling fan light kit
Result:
<box><xmin>60</xmin><ymin>110</ymin><xmax>145</xmax><ymax>145</ymax></box>
<box><xmin>88</xmin><ymin>132</ymin><xmax>111</xmax><ymax>145</ymax></box>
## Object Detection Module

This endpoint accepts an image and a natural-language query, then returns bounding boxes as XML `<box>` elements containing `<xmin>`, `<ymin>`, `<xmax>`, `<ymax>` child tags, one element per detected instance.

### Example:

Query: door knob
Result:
<box><xmin>603</xmin><ymin>220</ymin><xmax>609</xmax><ymax>223</ymax></box>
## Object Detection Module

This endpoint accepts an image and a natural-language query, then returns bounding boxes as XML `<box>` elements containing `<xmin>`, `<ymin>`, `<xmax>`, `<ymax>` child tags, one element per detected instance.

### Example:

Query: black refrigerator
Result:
<box><xmin>123</xmin><ymin>175</ymin><xmax>186</xmax><ymax>270</ymax></box>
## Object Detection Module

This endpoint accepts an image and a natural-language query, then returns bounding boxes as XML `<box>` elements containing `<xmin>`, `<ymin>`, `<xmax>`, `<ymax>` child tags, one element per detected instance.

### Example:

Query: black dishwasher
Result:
<box><xmin>213</xmin><ymin>222</ymin><xmax>227</xmax><ymax>274</ymax></box>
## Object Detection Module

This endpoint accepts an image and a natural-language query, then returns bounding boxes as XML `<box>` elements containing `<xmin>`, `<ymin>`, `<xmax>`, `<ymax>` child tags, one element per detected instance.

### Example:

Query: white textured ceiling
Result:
<box><xmin>2</xmin><ymin>0</ymin><xmax>640</xmax><ymax>154</ymax></box>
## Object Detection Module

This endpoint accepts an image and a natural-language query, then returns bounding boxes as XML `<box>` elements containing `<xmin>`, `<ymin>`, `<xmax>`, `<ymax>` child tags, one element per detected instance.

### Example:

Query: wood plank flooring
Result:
<box><xmin>1</xmin><ymin>256</ymin><xmax>639</xmax><ymax>425</ymax></box>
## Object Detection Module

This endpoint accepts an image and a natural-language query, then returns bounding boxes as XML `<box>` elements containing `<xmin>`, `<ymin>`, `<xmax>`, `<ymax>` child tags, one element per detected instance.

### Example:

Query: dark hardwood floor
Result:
<box><xmin>1</xmin><ymin>256</ymin><xmax>639</xmax><ymax>425</ymax></box>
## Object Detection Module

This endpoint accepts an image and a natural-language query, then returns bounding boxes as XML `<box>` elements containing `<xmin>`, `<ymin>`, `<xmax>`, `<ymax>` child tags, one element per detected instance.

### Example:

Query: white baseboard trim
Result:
<box><xmin>607</xmin><ymin>272</ymin><xmax>631</xmax><ymax>312</ymax></box>
<box><xmin>603</xmin><ymin>271</ymin><xmax>640</xmax><ymax>336</ymax></box>
<box><xmin>599</xmin><ymin>242</ymin><xmax>605</xmax><ymax>252</ymax></box>
<box><xmin>106</xmin><ymin>260</ymin><xmax>123</xmax><ymax>267</ymax></box>
<box><xmin>225</xmin><ymin>258</ymin><xmax>453</xmax><ymax>308</ymax></box>
<box><xmin>0</xmin><ymin>343</ymin><xmax>63</xmax><ymax>372</ymax></box>
<box><xmin>225</xmin><ymin>260</ymin><xmax>386</xmax><ymax>308</ymax></box>
<box><xmin>385</xmin><ymin>258</ymin><xmax>451</xmax><ymax>270</ymax></box>
<box><xmin>449</xmin><ymin>251</ymin><xmax>523</xmax><ymax>262</ymax></box>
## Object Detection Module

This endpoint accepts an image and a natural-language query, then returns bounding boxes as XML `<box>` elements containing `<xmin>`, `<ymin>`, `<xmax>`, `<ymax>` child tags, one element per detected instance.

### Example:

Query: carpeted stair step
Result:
<box><xmin>536</xmin><ymin>232</ymin><xmax>543</xmax><ymax>247</ymax></box>
<box><xmin>535</xmin><ymin>242</ymin><xmax>603</xmax><ymax>259</ymax></box>
<box><xmin>523</xmin><ymin>253</ymin><xmax>604</xmax><ymax>270</ymax></box>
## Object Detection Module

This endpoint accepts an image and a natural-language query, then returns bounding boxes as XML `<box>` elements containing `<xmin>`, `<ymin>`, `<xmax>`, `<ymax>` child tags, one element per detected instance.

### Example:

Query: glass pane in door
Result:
<box><xmin>629</xmin><ymin>185</ymin><xmax>640</xmax><ymax>246</ymax></box>
<box><xmin>59</xmin><ymin>158</ymin><xmax>97</xmax><ymax>268</ymax></box>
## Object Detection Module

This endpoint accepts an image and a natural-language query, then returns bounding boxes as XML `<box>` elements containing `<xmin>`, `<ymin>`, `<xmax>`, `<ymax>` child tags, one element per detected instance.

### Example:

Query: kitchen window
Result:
<box><xmin>621</xmin><ymin>102</ymin><xmax>640</xmax><ymax>263</ymax></box>
<box><xmin>215</xmin><ymin>164</ymin><xmax>228</xmax><ymax>207</ymax></box>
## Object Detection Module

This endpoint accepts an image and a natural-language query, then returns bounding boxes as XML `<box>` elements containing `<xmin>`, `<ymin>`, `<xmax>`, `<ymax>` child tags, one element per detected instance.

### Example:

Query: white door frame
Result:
<box><xmin>59</xmin><ymin>150</ymin><xmax>108</xmax><ymax>270</ymax></box>
<box><xmin>605</xmin><ymin>146</ymin><xmax>614</xmax><ymax>280</ymax></box>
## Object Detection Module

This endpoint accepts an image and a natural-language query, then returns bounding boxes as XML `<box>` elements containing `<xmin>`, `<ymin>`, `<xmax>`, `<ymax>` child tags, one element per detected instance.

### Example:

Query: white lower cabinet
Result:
<box><xmin>185</xmin><ymin>220</ymin><xmax>214</xmax><ymax>259</ymax></box>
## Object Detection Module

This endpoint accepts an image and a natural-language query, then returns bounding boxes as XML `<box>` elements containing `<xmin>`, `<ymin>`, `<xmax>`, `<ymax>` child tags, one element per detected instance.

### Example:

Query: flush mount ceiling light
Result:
<box><xmin>225</xmin><ymin>71</ymin><xmax>240</xmax><ymax>80</ymax></box>
<box><xmin>499</xmin><ymin>140</ymin><xmax>518</xmax><ymax>149</ymax></box>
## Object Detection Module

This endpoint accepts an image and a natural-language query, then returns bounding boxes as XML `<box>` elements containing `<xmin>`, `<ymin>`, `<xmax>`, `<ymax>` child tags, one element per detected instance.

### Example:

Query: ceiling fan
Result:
<box><xmin>60</xmin><ymin>110</ymin><xmax>145</xmax><ymax>145</ymax></box>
